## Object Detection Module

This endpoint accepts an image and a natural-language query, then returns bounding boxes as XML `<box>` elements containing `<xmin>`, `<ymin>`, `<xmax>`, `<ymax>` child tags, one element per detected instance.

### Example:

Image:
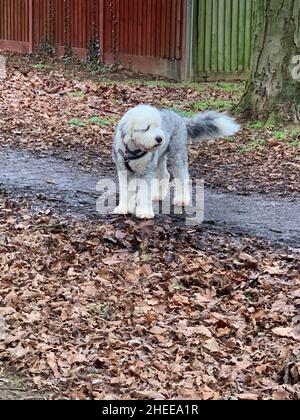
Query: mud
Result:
<box><xmin>0</xmin><ymin>147</ymin><xmax>299</xmax><ymax>247</ymax></box>
<box><xmin>0</xmin><ymin>371</ymin><xmax>52</xmax><ymax>400</ymax></box>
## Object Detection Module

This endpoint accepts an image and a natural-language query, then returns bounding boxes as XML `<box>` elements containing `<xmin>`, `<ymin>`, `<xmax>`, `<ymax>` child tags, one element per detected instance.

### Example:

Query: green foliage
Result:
<box><xmin>244</xmin><ymin>121</ymin><xmax>265</xmax><ymax>129</ymax></box>
<box><xmin>143</xmin><ymin>80</ymin><xmax>171</xmax><ymax>88</ymax></box>
<box><xmin>68</xmin><ymin>91</ymin><xmax>85</xmax><ymax>99</ymax></box>
<box><xmin>288</xmin><ymin>139</ymin><xmax>300</xmax><ymax>148</ymax></box>
<box><xmin>171</xmin><ymin>282</ymin><xmax>184</xmax><ymax>291</ymax></box>
<box><xmin>171</xmin><ymin>108</ymin><xmax>196</xmax><ymax>118</ymax></box>
<box><xmin>68</xmin><ymin>115</ymin><xmax>117</xmax><ymax>128</ymax></box>
<box><xmin>264</xmin><ymin>118</ymin><xmax>277</xmax><ymax>128</ymax></box>
<box><xmin>95</xmin><ymin>64</ymin><xmax>118</xmax><ymax>76</ymax></box>
<box><xmin>88</xmin><ymin>116</ymin><xmax>105</xmax><ymax>125</ymax></box>
<box><xmin>32</xmin><ymin>63</ymin><xmax>49</xmax><ymax>70</ymax></box>
<box><xmin>36</xmin><ymin>40</ymin><xmax>56</xmax><ymax>57</ymax></box>
<box><xmin>193</xmin><ymin>99</ymin><xmax>234</xmax><ymax>112</ymax></box>
<box><xmin>68</xmin><ymin>118</ymin><xmax>87</xmax><ymax>127</ymax></box>
<box><xmin>63</xmin><ymin>43</ymin><xmax>73</xmax><ymax>63</ymax></box>
<box><xmin>181</xmin><ymin>82</ymin><xmax>206</xmax><ymax>93</ymax></box>
<box><xmin>288</xmin><ymin>127</ymin><xmax>300</xmax><ymax>137</ymax></box>
<box><xmin>223</xmin><ymin>136</ymin><xmax>236</xmax><ymax>143</ymax></box>
<box><xmin>215</xmin><ymin>82</ymin><xmax>245</xmax><ymax>94</ymax></box>
<box><xmin>87</xmin><ymin>38</ymin><xmax>100</xmax><ymax>66</ymax></box>
<box><xmin>141</xmin><ymin>254</ymin><xmax>153</xmax><ymax>262</ymax></box>
<box><xmin>274</xmin><ymin>130</ymin><xmax>287</xmax><ymax>140</ymax></box>
<box><xmin>88</xmin><ymin>116</ymin><xmax>115</xmax><ymax>127</ymax></box>
<box><xmin>101</xmin><ymin>305</ymin><xmax>111</xmax><ymax>320</ymax></box>
<box><xmin>239</xmin><ymin>139</ymin><xmax>266</xmax><ymax>154</ymax></box>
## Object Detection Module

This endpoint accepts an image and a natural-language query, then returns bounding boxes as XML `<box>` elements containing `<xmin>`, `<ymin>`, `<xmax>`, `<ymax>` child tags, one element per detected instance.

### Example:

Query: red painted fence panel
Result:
<box><xmin>0</xmin><ymin>0</ymin><xmax>187</xmax><ymax>79</ymax></box>
<box><xmin>102</xmin><ymin>0</ymin><xmax>184</xmax><ymax>59</ymax></box>
<box><xmin>0</xmin><ymin>0</ymin><xmax>31</xmax><ymax>52</ymax></box>
<box><xmin>101</xmin><ymin>0</ymin><xmax>186</xmax><ymax>78</ymax></box>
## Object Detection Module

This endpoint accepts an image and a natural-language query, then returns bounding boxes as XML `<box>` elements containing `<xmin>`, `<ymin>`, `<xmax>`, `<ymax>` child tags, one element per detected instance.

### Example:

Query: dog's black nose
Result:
<box><xmin>156</xmin><ymin>136</ymin><xmax>163</xmax><ymax>144</ymax></box>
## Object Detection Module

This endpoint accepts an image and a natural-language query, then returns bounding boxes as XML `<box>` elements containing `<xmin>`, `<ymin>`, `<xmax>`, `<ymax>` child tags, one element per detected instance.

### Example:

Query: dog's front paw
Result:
<box><xmin>114</xmin><ymin>205</ymin><xmax>129</xmax><ymax>215</ymax></box>
<box><xmin>136</xmin><ymin>207</ymin><xmax>155</xmax><ymax>220</ymax></box>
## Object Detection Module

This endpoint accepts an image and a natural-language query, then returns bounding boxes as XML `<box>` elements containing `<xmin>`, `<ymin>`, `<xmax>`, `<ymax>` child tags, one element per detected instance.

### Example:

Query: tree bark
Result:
<box><xmin>236</xmin><ymin>0</ymin><xmax>300</xmax><ymax>122</ymax></box>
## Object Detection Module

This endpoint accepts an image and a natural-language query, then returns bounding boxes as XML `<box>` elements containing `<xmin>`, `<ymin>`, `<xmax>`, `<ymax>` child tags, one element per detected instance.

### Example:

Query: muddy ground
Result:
<box><xmin>0</xmin><ymin>147</ymin><xmax>299</xmax><ymax>248</ymax></box>
<box><xmin>0</xmin><ymin>370</ymin><xmax>52</xmax><ymax>400</ymax></box>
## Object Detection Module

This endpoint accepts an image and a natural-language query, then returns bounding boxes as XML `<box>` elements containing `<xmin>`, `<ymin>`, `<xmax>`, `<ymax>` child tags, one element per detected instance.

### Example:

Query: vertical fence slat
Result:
<box><xmin>204</xmin><ymin>0</ymin><xmax>213</xmax><ymax>72</ymax></box>
<box><xmin>244</xmin><ymin>0</ymin><xmax>253</xmax><ymax>70</ymax></box>
<box><xmin>238</xmin><ymin>0</ymin><xmax>246</xmax><ymax>71</ymax></box>
<box><xmin>224</xmin><ymin>0</ymin><xmax>232</xmax><ymax>72</ymax></box>
<box><xmin>211</xmin><ymin>0</ymin><xmax>218</xmax><ymax>72</ymax></box>
<box><xmin>217</xmin><ymin>0</ymin><xmax>225</xmax><ymax>72</ymax></box>
<box><xmin>198</xmin><ymin>0</ymin><xmax>206</xmax><ymax>72</ymax></box>
<box><xmin>29</xmin><ymin>0</ymin><xmax>33</xmax><ymax>51</ymax></box>
<box><xmin>231</xmin><ymin>0</ymin><xmax>239</xmax><ymax>71</ymax></box>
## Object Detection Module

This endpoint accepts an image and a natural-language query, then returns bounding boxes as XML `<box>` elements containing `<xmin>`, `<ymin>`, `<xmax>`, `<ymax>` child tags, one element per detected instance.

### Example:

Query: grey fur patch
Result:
<box><xmin>185</xmin><ymin>110</ymin><xmax>238</xmax><ymax>141</ymax></box>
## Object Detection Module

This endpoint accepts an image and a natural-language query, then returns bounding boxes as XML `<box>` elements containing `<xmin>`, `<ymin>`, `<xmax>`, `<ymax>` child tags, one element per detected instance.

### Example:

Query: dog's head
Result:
<box><xmin>119</xmin><ymin>105</ymin><xmax>165</xmax><ymax>152</ymax></box>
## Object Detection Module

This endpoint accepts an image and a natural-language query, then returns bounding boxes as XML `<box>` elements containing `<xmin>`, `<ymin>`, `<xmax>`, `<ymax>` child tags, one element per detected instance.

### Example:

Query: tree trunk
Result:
<box><xmin>236</xmin><ymin>0</ymin><xmax>300</xmax><ymax>122</ymax></box>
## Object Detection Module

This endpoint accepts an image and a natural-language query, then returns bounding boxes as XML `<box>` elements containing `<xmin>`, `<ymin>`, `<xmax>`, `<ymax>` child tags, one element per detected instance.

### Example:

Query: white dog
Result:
<box><xmin>113</xmin><ymin>105</ymin><xmax>239</xmax><ymax>219</ymax></box>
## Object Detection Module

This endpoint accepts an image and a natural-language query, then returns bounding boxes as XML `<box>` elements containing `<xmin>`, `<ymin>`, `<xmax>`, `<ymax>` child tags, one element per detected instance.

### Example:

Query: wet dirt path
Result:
<box><xmin>0</xmin><ymin>147</ymin><xmax>299</xmax><ymax>247</ymax></box>
<box><xmin>0</xmin><ymin>371</ymin><xmax>51</xmax><ymax>400</ymax></box>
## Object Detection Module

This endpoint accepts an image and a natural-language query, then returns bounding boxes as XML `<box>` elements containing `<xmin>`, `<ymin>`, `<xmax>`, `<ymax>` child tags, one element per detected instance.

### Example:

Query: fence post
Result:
<box><xmin>29</xmin><ymin>0</ymin><xmax>34</xmax><ymax>53</ymax></box>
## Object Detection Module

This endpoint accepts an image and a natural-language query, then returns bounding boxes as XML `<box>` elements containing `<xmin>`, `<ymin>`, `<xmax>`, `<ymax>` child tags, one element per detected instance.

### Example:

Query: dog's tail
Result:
<box><xmin>185</xmin><ymin>111</ymin><xmax>240</xmax><ymax>141</ymax></box>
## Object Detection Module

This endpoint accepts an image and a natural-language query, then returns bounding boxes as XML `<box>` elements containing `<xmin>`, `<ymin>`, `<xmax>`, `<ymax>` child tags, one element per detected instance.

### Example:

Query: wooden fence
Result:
<box><xmin>0</xmin><ymin>0</ymin><xmax>187</xmax><ymax>80</ymax></box>
<box><xmin>193</xmin><ymin>0</ymin><xmax>254</xmax><ymax>80</ymax></box>
<box><xmin>0</xmin><ymin>0</ymin><xmax>254</xmax><ymax>81</ymax></box>
<box><xmin>0</xmin><ymin>0</ymin><xmax>32</xmax><ymax>52</ymax></box>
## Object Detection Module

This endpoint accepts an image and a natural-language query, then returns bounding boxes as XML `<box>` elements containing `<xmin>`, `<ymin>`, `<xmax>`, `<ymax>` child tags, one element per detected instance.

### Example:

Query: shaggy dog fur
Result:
<box><xmin>113</xmin><ymin>105</ymin><xmax>240</xmax><ymax>219</ymax></box>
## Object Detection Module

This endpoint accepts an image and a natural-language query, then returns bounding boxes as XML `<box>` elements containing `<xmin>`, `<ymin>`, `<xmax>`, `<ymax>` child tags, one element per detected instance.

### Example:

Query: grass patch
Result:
<box><xmin>244</xmin><ymin>121</ymin><xmax>265</xmax><ymax>130</ymax></box>
<box><xmin>88</xmin><ymin>116</ymin><xmax>117</xmax><ymax>127</ymax></box>
<box><xmin>88</xmin><ymin>116</ymin><xmax>110</xmax><ymax>126</ymax></box>
<box><xmin>99</xmin><ymin>78</ymin><xmax>138</xmax><ymax>86</ymax></box>
<box><xmin>69</xmin><ymin>115</ymin><xmax>117</xmax><ymax>128</ymax></box>
<box><xmin>193</xmin><ymin>99</ymin><xmax>234</xmax><ymax>112</ymax></box>
<box><xmin>223</xmin><ymin>136</ymin><xmax>237</xmax><ymax>143</ymax></box>
<box><xmin>239</xmin><ymin>139</ymin><xmax>266</xmax><ymax>154</ymax></box>
<box><xmin>68</xmin><ymin>118</ymin><xmax>87</xmax><ymax>128</ymax></box>
<box><xmin>288</xmin><ymin>139</ymin><xmax>300</xmax><ymax>148</ymax></box>
<box><xmin>214</xmin><ymin>82</ymin><xmax>245</xmax><ymax>94</ymax></box>
<box><xmin>68</xmin><ymin>91</ymin><xmax>86</xmax><ymax>99</ymax></box>
<box><xmin>101</xmin><ymin>305</ymin><xmax>111</xmax><ymax>321</ymax></box>
<box><xmin>288</xmin><ymin>127</ymin><xmax>300</xmax><ymax>137</ymax></box>
<box><xmin>171</xmin><ymin>108</ymin><xmax>196</xmax><ymax>118</ymax></box>
<box><xmin>143</xmin><ymin>80</ymin><xmax>172</xmax><ymax>88</ymax></box>
<box><xmin>264</xmin><ymin>118</ymin><xmax>277</xmax><ymax>129</ymax></box>
<box><xmin>273</xmin><ymin>130</ymin><xmax>288</xmax><ymax>140</ymax></box>
<box><xmin>32</xmin><ymin>63</ymin><xmax>49</xmax><ymax>70</ymax></box>
<box><xmin>143</xmin><ymin>80</ymin><xmax>207</xmax><ymax>93</ymax></box>
<box><xmin>180</xmin><ymin>82</ymin><xmax>206</xmax><ymax>93</ymax></box>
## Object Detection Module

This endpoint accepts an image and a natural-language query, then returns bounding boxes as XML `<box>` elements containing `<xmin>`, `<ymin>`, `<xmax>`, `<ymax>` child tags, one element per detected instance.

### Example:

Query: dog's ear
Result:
<box><xmin>119</xmin><ymin>122</ymin><xmax>127</xmax><ymax>139</ymax></box>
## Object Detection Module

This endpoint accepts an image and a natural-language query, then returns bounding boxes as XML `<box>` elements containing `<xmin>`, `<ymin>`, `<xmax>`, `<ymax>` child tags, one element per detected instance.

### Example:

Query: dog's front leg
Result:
<box><xmin>114</xmin><ymin>171</ymin><xmax>130</xmax><ymax>214</ymax></box>
<box><xmin>114</xmin><ymin>171</ymin><xmax>137</xmax><ymax>215</ymax></box>
<box><xmin>135</xmin><ymin>175</ymin><xmax>155</xmax><ymax>219</ymax></box>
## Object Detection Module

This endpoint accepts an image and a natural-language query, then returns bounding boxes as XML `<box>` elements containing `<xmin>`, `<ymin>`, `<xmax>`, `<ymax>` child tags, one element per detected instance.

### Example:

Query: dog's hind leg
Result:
<box><xmin>152</xmin><ymin>157</ymin><xmax>170</xmax><ymax>202</ymax></box>
<box><xmin>171</xmin><ymin>154</ymin><xmax>191</xmax><ymax>207</ymax></box>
